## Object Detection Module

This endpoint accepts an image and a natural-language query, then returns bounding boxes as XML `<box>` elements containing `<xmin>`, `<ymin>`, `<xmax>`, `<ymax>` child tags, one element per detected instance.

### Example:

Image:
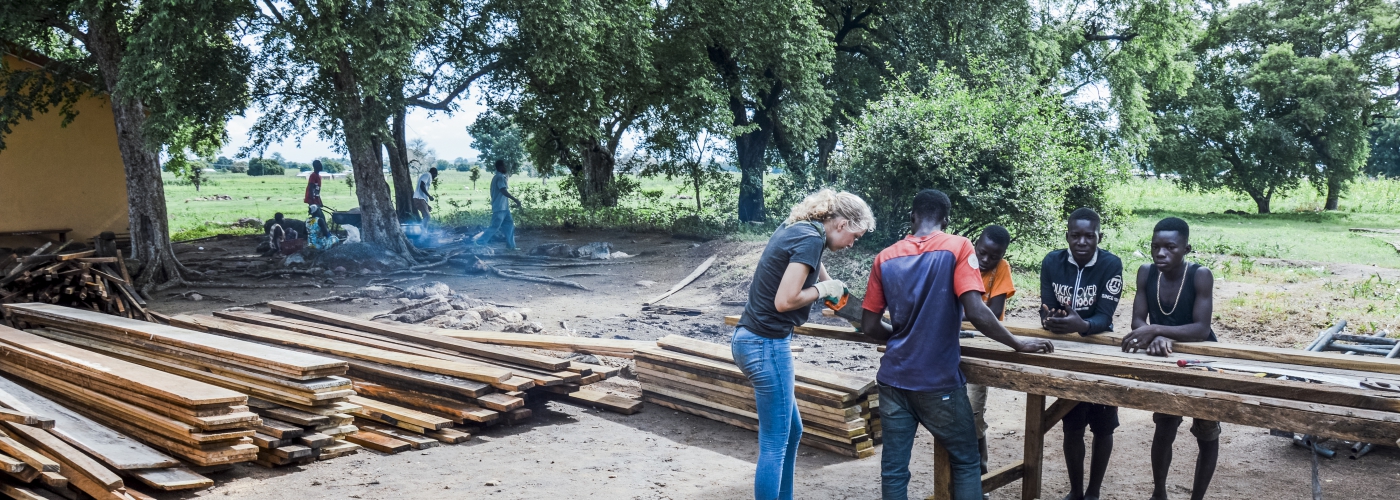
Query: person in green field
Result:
<box><xmin>475</xmin><ymin>160</ymin><xmax>522</xmax><ymax>250</ymax></box>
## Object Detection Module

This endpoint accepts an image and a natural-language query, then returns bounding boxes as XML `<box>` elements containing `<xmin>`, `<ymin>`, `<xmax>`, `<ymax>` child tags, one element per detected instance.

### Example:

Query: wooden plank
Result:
<box><xmin>0</xmin><ymin>481</ymin><xmax>46</xmax><ymax>500</ymax></box>
<box><xmin>636</xmin><ymin>366</ymin><xmax>862</xmax><ymax>423</ymax></box>
<box><xmin>0</xmin><ymin>410</ymin><xmax>52</xmax><ymax>429</ymax></box>
<box><xmin>128</xmin><ymin>467</ymin><xmax>213</xmax><ymax>491</ymax></box>
<box><xmin>560</xmin><ymin>389</ymin><xmax>642</xmax><ymax>415</ymax></box>
<box><xmin>267</xmin><ymin>444</ymin><xmax>314</xmax><ymax>460</ymax></box>
<box><xmin>642</xmin><ymin>382</ymin><xmax>864</xmax><ymax>438</ymax></box>
<box><xmin>961</xmin><ymin>338</ymin><xmax>1400</xmax><ymax>413</ymax></box>
<box><xmin>643</xmin><ymin>255</ymin><xmax>715</xmax><ymax>305</ymax></box>
<box><xmin>1021</xmin><ymin>394</ymin><xmax>1045</xmax><ymax>500</ymax></box>
<box><xmin>252</xmin><ymin>407</ymin><xmax>328</xmax><ymax>428</ymax></box>
<box><xmin>434</xmin><ymin>330</ymin><xmax>653</xmax><ymax>359</ymax></box>
<box><xmin>350</xmin><ymin>381</ymin><xmax>499</xmax><ymax>424</ymax></box>
<box><xmin>0</xmin><ymin>376</ymin><xmax>179</xmax><ymax>470</ymax></box>
<box><xmin>214</xmin><ymin>312</ymin><xmax>567</xmax><ymax>387</ymax></box>
<box><xmin>354</xmin><ymin>424</ymin><xmax>438</xmax><ymax>449</ymax></box>
<box><xmin>295</xmin><ymin>433</ymin><xmax>333</xmax><ymax>449</ymax></box>
<box><xmin>982</xmin><ymin>461</ymin><xmax>1025</xmax><ymax>495</ymax></box>
<box><xmin>3</xmin><ymin>304</ymin><xmax>343</xmax><ymax>377</ymax></box>
<box><xmin>724</xmin><ymin>315</ymin><xmax>876</xmax><ymax>344</ymax></box>
<box><xmin>345</xmin><ymin>358</ymin><xmax>492</xmax><ymax>398</ymax></box>
<box><xmin>635</xmin><ymin>349</ymin><xmax>855</xmax><ymax>405</ymax></box>
<box><xmin>424</xmin><ymin>427</ymin><xmax>471</xmax><ymax>444</ymax></box>
<box><xmin>0</xmin><ymin>433</ymin><xmax>60</xmax><ymax>473</ymax></box>
<box><xmin>253</xmin><ymin>419</ymin><xmax>303</xmax><ymax>440</ymax></box>
<box><xmin>265</xmin><ymin>302</ymin><xmax>569</xmax><ymax>370</ymax></box>
<box><xmin>932</xmin><ymin>439</ymin><xmax>950</xmax><ymax>500</ymax></box>
<box><xmin>346</xmin><ymin>397</ymin><xmax>453</xmax><ymax>430</ymax></box>
<box><xmin>172</xmin><ymin>315</ymin><xmax>512</xmax><ymax>386</ymax></box>
<box><xmin>0</xmin><ymin>326</ymin><xmax>245</xmax><ymax>406</ymax></box>
<box><xmin>343</xmin><ymin>431</ymin><xmax>410</xmax><ymax>454</ymax></box>
<box><xmin>317</xmin><ymin>441</ymin><xmax>361</xmax><ymax>460</ymax></box>
<box><xmin>640</xmin><ymin>391</ymin><xmax>874</xmax><ymax>458</ymax></box>
<box><xmin>656</xmin><ymin>335</ymin><xmax>874</xmax><ymax>395</ymax></box>
<box><xmin>3</xmin><ymin>422</ymin><xmax>121</xmax><ymax>489</ymax></box>
<box><xmin>0</xmin><ymin>454</ymin><xmax>25</xmax><ymax>474</ymax></box>
<box><xmin>963</xmin><ymin>358</ymin><xmax>1400</xmax><ymax>444</ymax></box>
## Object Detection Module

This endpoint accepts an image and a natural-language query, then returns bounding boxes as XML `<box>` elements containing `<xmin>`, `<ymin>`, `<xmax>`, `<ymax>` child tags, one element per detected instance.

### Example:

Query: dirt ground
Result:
<box><xmin>143</xmin><ymin>228</ymin><xmax>1400</xmax><ymax>500</ymax></box>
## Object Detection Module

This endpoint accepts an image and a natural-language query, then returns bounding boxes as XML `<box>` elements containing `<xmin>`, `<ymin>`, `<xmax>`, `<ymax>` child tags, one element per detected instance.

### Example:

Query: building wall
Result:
<box><xmin>0</xmin><ymin>53</ymin><xmax>129</xmax><ymax>248</ymax></box>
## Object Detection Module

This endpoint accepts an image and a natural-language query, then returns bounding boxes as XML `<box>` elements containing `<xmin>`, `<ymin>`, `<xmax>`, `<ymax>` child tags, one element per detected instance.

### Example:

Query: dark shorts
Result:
<box><xmin>1153</xmin><ymin>413</ymin><xmax>1221</xmax><ymax>441</ymax></box>
<box><xmin>1062</xmin><ymin>403</ymin><xmax>1119</xmax><ymax>435</ymax></box>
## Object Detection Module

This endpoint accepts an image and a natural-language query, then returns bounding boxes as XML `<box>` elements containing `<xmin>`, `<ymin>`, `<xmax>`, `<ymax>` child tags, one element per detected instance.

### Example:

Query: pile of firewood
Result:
<box><xmin>0</xmin><ymin>241</ymin><xmax>151</xmax><ymax>320</ymax></box>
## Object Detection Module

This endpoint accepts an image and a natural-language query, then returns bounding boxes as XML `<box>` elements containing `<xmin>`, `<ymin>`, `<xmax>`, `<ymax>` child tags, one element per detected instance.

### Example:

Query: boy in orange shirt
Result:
<box><xmin>967</xmin><ymin>224</ymin><xmax>1014</xmax><ymax>475</ymax></box>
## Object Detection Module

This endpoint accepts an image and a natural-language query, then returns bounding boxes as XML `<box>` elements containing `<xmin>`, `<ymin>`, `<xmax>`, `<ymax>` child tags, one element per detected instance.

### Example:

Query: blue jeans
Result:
<box><xmin>478</xmin><ymin>210</ymin><xmax>515</xmax><ymax>249</ymax></box>
<box><xmin>731</xmin><ymin>327</ymin><xmax>802</xmax><ymax>500</ymax></box>
<box><xmin>879</xmin><ymin>383</ymin><xmax>983</xmax><ymax>500</ymax></box>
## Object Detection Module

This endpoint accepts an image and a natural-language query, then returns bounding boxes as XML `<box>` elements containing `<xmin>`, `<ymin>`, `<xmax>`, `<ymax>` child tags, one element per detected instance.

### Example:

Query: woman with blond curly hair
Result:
<box><xmin>733</xmin><ymin>189</ymin><xmax>874</xmax><ymax>500</ymax></box>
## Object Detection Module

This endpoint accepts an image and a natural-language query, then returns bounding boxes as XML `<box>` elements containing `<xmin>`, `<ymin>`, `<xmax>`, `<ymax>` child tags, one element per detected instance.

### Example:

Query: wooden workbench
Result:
<box><xmin>723</xmin><ymin>315</ymin><xmax>1400</xmax><ymax>500</ymax></box>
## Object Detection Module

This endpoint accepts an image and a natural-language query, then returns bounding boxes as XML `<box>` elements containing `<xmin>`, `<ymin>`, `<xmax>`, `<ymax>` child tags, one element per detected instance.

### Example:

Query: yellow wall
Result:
<box><xmin>0</xmin><ymin>53</ymin><xmax>129</xmax><ymax>248</ymax></box>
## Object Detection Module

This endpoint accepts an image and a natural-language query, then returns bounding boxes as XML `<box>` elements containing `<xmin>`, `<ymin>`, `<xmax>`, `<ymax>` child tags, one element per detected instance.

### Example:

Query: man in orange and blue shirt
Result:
<box><xmin>862</xmin><ymin>189</ymin><xmax>1052</xmax><ymax>500</ymax></box>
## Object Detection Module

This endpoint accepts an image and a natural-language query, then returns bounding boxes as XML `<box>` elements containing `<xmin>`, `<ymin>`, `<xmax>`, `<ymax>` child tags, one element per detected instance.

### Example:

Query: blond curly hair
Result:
<box><xmin>785</xmin><ymin>189</ymin><xmax>876</xmax><ymax>232</ymax></box>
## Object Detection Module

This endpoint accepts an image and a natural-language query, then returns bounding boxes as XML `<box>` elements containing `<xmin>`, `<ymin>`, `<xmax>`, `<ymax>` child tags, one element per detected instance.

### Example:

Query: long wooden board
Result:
<box><xmin>557</xmin><ymin>389</ymin><xmax>642</xmax><ymax>415</ymax></box>
<box><xmin>434</xmin><ymin>330</ymin><xmax>653</xmax><ymax>358</ymax></box>
<box><xmin>346</xmin><ymin>396</ymin><xmax>453</xmax><ymax>430</ymax></box>
<box><xmin>172</xmin><ymin>315</ymin><xmax>512</xmax><ymax>385</ymax></box>
<box><xmin>0</xmin><ymin>376</ymin><xmax>178</xmax><ymax>470</ymax></box>
<box><xmin>4</xmin><ymin>304</ymin><xmax>344</xmax><ymax>377</ymax></box>
<box><xmin>640</xmin><ymin>391</ymin><xmax>874</xmax><ymax>459</ymax></box>
<box><xmin>635</xmin><ymin>348</ymin><xmax>855</xmax><ymax>405</ymax></box>
<box><xmin>266</xmin><ymin>302</ymin><xmax>569</xmax><ymax>370</ymax></box>
<box><xmin>350</xmin><ymin>381</ymin><xmax>500</xmax><ymax>423</ymax></box>
<box><xmin>128</xmin><ymin>467</ymin><xmax>213</xmax><ymax>491</ymax></box>
<box><xmin>963</xmin><ymin>357</ymin><xmax>1400</xmax><ymax>444</ymax></box>
<box><xmin>643</xmin><ymin>255</ymin><xmax>715</xmax><ymax>306</ymax></box>
<box><xmin>635</xmin><ymin>363</ymin><xmax>863</xmax><ymax>421</ymax></box>
<box><xmin>3</xmin><ymin>422</ymin><xmax>122</xmax><ymax>489</ymax></box>
<box><xmin>656</xmin><ymin>335</ymin><xmax>874</xmax><ymax>395</ymax></box>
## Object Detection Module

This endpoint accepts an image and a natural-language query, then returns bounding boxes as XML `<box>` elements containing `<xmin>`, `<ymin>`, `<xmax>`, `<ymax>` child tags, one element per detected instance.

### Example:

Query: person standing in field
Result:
<box><xmin>1121</xmin><ymin>217</ymin><xmax>1219</xmax><ymax>500</ymax></box>
<box><xmin>475</xmin><ymin>160</ymin><xmax>522</xmax><ymax>250</ymax></box>
<box><xmin>412</xmin><ymin>167</ymin><xmax>439</xmax><ymax>224</ymax></box>
<box><xmin>861</xmin><ymin>190</ymin><xmax>1053</xmax><ymax>500</ymax></box>
<box><xmin>304</xmin><ymin>160</ymin><xmax>328</xmax><ymax>230</ymax></box>
<box><xmin>967</xmin><ymin>224</ymin><xmax>1015</xmax><ymax>475</ymax></box>
<box><xmin>733</xmin><ymin>189</ymin><xmax>873</xmax><ymax>500</ymax></box>
<box><xmin>1040</xmin><ymin>207</ymin><xmax>1124</xmax><ymax>500</ymax></box>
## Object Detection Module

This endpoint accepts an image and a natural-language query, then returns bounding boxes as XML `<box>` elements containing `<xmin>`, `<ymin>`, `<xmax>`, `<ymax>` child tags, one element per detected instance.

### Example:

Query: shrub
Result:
<box><xmin>247</xmin><ymin>157</ymin><xmax>286</xmax><ymax>176</ymax></box>
<box><xmin>835</xmin><ymin>66</ymin><xmax>1122</xmax><ymax>246</ymax></box>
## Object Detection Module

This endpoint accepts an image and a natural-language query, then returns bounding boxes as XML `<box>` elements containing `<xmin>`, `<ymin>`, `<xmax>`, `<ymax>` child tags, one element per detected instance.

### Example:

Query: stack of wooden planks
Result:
<box><xmin>636</xmin><ymin>335</ymin><xmax>879</xmax><ymax>458</ymax></box>
<box><xmin>0</xmin><ymin>374</ymin><xmax>213</xmax><ymax>498</ymax></box>
<box><xmin>1</xmin><ymin>303</ymin><xmax>361</xmax><ymax>468</ymax></box>
<box><xmin>245</xmin><ymin>398</ymin><xmax>361</xmax><ymax>466</ymax></box>
<box><xmin>0</xmin><ymin>322</ymin><xmax>258</xmax><ymax>469</ymax></box>
<box><xmin>163</xmin><ymin>302</ymin><xmax>634</xmax><ymax>453</ymax></box>
<box><xmin>0</xmin><ymin>243</ymin><xmax>150</xmax><ymax>320</ymax></box>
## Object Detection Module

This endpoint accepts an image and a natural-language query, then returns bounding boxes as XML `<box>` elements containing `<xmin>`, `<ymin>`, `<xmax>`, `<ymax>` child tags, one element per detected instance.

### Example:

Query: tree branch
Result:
<box><xmin>260</xmin><ymin>0</ymin><xmax>287</xmax><ymax>24</ymax></box>
<box><xmin>406</xmin><ymin>59</ymin><xmax>503</xmax><ymax>111</ymax></box>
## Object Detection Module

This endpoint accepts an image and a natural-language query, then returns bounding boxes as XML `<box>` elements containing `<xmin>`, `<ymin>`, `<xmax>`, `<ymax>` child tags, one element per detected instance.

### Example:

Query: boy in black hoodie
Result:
<box><xmin>1039</xmin><ymin>207</ymin><xmax>1124</xmax><ymax>500</ymax></box>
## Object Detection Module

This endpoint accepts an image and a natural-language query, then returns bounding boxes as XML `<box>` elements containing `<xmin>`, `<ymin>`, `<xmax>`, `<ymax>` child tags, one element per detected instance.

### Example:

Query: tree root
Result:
<box><xmin>471</xmin><ymin>257</ymin><xmax>589</xmax><ymax>290</ymax></box>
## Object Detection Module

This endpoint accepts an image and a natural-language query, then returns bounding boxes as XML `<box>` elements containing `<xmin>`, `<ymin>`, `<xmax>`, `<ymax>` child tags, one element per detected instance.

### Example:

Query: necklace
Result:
<box><xmin>1157</xmin><ymin>265</ymin><xmax>1188</xmax><ymax>316</ymax></box>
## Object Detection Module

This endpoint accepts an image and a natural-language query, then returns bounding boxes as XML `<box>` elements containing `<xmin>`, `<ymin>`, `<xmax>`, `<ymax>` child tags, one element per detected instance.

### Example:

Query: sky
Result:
<box><xmin>219</xmin><ymin>97</ymin><xmax>488</xmax><ymax>164</ymax></box>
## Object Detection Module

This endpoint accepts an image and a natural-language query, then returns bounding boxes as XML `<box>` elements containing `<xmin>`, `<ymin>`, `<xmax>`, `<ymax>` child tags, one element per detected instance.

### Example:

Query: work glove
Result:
<box><xmin>813</xmin><ymin>280</ymin><xmax>847</xmax><ymax>303</ymax></box>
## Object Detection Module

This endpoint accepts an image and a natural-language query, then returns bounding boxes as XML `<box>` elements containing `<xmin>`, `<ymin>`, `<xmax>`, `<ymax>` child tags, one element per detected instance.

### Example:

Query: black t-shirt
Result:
<box><xmin>737</xmin><ymin>221</ymin><xmax>825</xmax><ymax>339</ymax></box>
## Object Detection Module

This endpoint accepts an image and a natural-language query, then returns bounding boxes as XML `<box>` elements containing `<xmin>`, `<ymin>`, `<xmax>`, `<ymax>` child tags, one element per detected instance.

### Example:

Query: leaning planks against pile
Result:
<box><xmin>635</xmin><ymin>337</ymin><xmax>878</xmax><ymax>459</ymax></box>
<box><xmin>0</xmin><ymin>243</ymin><xmax>150</xmax><ymax>322</ymax></box>
<box><xmin>0</xmin><ymin>324</ymin><xmax>258</xmax><ymax>467</ymax></box>
<box><xmin>0</xmin><ymin>375</ymin><xmax>215</xmax><ymax>493</ymax></box>
<box><xmin>434</xmin><ymin>330</ymin><xmax>656</xmax><ymax>359</ymax></box>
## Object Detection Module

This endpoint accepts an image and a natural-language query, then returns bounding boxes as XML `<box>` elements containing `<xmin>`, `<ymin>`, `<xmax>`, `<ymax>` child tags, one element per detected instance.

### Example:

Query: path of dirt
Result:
<box><xmin>145</xmin><ymin>229</ymin><xmax>1399</xmax><ymax>499</ymax></box>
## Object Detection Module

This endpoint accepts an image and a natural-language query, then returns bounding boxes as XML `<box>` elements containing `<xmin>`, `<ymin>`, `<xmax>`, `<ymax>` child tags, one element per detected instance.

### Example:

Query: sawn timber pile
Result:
<box><xmin>1</xmin><ymin>302</ymin><xmax>367</xmax><ymax>468</ymax></box>
<box><xmin>636</xmin><ymin>335</ymin><xmax>879</xmax><ymax>458</ymax></box>
<box><xmin>169</xmin><ymin>302</ymin><xmax>635</xmax><ymax>453</ymax></box>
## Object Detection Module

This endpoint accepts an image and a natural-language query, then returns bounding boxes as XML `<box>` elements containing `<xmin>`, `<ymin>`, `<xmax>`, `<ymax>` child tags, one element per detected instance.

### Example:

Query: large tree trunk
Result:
<box><xmin>85</xmin><ymin>9</ymin><xmax>192</xmax><ymax>293</ymax></box>
<box><xmin>735</xmin><ymin>127</ymin><xmax>771</xmax><ymax>223</ymax></box>
<box><xmin>332</xmin><ymin>52</ymin><xmax>415</xmax><ymax>259</ymax></box>
<box><xmin>575</xmin><ymin>141</ymin><xmax>618</xmax><ymax>208</ymax></box>
<box><xmin>1250</xmin><ymin>192</ymin><xmax>1271</xmax><ymax>214</ymax></box>
<box><xmin>1325</xmin><ymin>177</ymin><xmax>1342</xmax><ymax>211</ymax></box>
<box><xmin>388</xmin><ymin>107</ymin><xmax>414</xmax><ymax>220</ymax></box>
<box><xmin>816</xmin><ymin>129</ymin><xmax>838</xmax><ymax>182</ymax></box>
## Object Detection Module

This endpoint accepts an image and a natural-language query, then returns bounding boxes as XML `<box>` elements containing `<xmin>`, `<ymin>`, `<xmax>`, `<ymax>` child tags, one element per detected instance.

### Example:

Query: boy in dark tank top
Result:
<box><xmin>1122</xmin><ymin>217</ymin><xmax>1218</xmax><ymax>500</ymax></box>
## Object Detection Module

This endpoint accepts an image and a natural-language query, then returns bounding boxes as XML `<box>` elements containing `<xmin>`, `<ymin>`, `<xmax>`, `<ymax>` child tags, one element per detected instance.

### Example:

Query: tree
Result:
<box><xmin>0</xmin><ymin>0</ymin><xmax>253</xmax><ymax>291</ymax></box>
<box><xmin>641</xmin><ymin>127</ymin><xmax>726</xmax><ymax>213</ymax></box>
<box><xmin>489</xmin><ymin>0</ymin><xmax>659</xmax><ymax>208</ymax></box>
<box><xmin>246</xmin><ymin>157</ymin><xmax>286</xmax><ymax>176</ymax></box>
<box><xmin>469</xmin><ymin>165</ymin><xmax>482</xmax><ymax>189</ymax></box>
<box><xmin>247</xmin><ymin>0</ymin><xmax>465</xmax><ymax>260</ymax></box>
<box><xmin>468</xmin><ymin>111</ymin><xmax>526</xmax><ymax>174</ymax></box>
<box><xmin>1211</xmin><ymin>0</ymin><xmax>1400</xmax><ymax>209</ymax></box>
<box><xmin>1147</xmin><ymin>26</ymin><xmax>1311</xmax><ymax>214</ymax></box>
<box><xmin>836</xmin><ymin>67</ymin><xmax>1118</xmax><ymax>245</ymax></box>
<box><xmin>659</xmin><ymin>0</ymin><xmax>833</xmax><ymax>222</ymax></box>
<box><xmin>1370</xmin><ymin>116</ymin><xmax>1400</xmax><ymax>177</ymax></box>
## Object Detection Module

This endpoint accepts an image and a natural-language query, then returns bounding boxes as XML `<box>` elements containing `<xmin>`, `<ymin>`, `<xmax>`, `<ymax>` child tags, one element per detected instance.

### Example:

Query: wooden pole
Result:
<box><xmin>1022</xmin><ymin>394</ymin><xmax>1046</xmax><ymax>500</ymax></box>
<box><xmin>933</xmin><ymin>438</ymin><xmax>951</xmax><ymax>500</ymax></box>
